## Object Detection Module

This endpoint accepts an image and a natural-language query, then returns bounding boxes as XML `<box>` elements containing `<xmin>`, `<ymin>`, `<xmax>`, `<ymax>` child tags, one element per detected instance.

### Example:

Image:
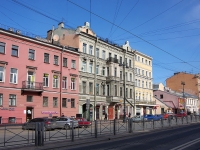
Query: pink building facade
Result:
<box><xmin>0</xmin><ymin>29</ymin><xmax>79</xmax><ymax>123</ymax></box>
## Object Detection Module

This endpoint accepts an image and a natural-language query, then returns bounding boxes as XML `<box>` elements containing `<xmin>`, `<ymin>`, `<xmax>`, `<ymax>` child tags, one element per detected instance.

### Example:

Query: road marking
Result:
<box><xmin>170</xmin><ymin>137</ymin><xmax>200</xmax><ymax>150</ymax></box>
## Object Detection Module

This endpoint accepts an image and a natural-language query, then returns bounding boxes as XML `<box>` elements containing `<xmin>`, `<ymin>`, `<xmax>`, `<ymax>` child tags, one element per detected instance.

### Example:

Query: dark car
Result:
<box><xmin>175</xmin><ymin>112</ymin><xmax>187</xmax><ymax>118</ymax></box>
<box><xmin>22</xmin><ymin>118</ymin><xmax>56</xmax><ymax>130</ymax></box>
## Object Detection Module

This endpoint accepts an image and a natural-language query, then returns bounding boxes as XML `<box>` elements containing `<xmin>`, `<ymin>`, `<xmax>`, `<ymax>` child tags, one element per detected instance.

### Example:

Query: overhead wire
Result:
<box><xmin>67</xmin><ymin>0</ymin><xmax>200</xmax><ymax>72</ymax></box>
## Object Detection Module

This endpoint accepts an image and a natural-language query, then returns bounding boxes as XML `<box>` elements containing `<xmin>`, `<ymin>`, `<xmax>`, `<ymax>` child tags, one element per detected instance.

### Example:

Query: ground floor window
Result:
<box><xmin>62</xmin><ymin>98</ymin><xmax>67</xmax><ymax>107</ymax></box>
<box><xmin>71</xmin><ymin>99</ymin><xmax>75</xmax><ymax>108</ymax></box>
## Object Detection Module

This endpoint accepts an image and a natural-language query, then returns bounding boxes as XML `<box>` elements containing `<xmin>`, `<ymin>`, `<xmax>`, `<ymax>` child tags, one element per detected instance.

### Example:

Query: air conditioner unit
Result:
<box><xmin>8</xmin><ymin>28</ymin><xmax>14</xmax><ymax>32</ymax></box>
<box><xmin>16</xmin><ymin>30</ymin><xmax>21</xmax><ymax>34</ymax></box>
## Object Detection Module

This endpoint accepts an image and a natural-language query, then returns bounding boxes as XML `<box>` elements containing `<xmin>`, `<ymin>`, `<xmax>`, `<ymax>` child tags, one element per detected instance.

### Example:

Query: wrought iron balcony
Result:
<box><xmin>107</xmin><ymin>57</ymin><xmax>118</xmax><ymax>63</ymax></box>
<box><xmin>21</xmin><ymin>81</ymin><xmax>43</xmax><ymax>95</ymax></box>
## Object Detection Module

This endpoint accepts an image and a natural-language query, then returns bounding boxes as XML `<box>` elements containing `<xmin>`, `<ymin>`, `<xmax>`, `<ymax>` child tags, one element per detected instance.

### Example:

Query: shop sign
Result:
<box><xmin>41</xmin><ymin>111</ymin><xmax>58</xmax><ymax>114</ymax></box>
<box><xmin>0</xmin><ymin>107</ymin><xmax>15</xmax><ymax>111</ymax></box>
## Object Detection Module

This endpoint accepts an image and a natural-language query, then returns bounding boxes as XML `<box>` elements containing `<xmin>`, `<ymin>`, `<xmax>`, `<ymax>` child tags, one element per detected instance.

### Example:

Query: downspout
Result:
<box><xmin>60</xmin><ymin>46</ymin><xmax>64</xmax><ymax>116</ymax></box>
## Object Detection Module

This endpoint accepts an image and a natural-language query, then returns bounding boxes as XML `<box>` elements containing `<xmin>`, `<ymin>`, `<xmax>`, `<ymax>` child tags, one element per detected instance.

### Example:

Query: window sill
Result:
<box><xmin>9</xmin><ymin>82</ymin><xmax>18</xmax><ymax>85</ymax></box>
<box><xmin>62</xmin><ymin>107</ymin><xmax>67</xmax><ymax>108</ymax></box>
<box><xmin>54</xmin><ymin>64</ymin><xmax>59</xmax><ymax>66</ymax></box>
<box><xmin>53</xmin><ymin>87</ymin><xmax>59</xmax><ymax>89</ymax></box>
<box><xmin>43</xmin><ymin>86</ymin><xmax>49</xmax><ymax>88</ymax></box>
<box><xmin>71</xmin><ymin>107</ymin><xmax>76</xmax><ymax>108</ymax></box>
<box><xmin>28</xmin><ymin>58</ymin><xmax>35</xmax><ymax>61</ymax></box>
<box><xmin>71</xmin><ymin>68</ymin><xmax>76</xmax><ymax>70</ymax></box>
<box><xmin>63</xmin><ymin>66</ymin><xmax>68</xmax><ymax>68</ymax></box>
<box><xmin>11</xmin><ymin>55</ymin><xmax>19</xmax><ymax>58</ymax></box>
<box><xmin>53</xmin><ymin>107</ymin><xmax>58</xmax><ymax>108</ymax></box>
<box><xmin>44</xmin><ymin>62</ymin><xmax>50</xmax><ymax>64</ymax></box>
<box><xmin>0</xmin><ymin>53</ymin><xmax>5</xmax><ymax>55</ymax></box>
<box><xmin>9</xmin><ymin>106</ymin><xmax>16</xmax><ymax>107</ymax></box>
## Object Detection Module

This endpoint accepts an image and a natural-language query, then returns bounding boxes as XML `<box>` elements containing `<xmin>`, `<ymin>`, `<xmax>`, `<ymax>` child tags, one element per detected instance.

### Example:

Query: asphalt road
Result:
<box><xmin>61</xmin><ymin>123</ymin><xmax>200</xmax><ymax>150</ymax></box>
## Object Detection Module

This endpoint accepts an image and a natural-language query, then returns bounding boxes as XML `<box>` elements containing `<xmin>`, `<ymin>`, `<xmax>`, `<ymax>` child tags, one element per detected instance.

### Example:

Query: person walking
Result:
<box><xmin>128</xmin><ymin>112</ymin><xmax>131</xmax><ymax>118</ymax></box>
<box><xmin>104</xmin><ymin>113</ymin><xmax>107</xmax><ymax>121</ymax></box>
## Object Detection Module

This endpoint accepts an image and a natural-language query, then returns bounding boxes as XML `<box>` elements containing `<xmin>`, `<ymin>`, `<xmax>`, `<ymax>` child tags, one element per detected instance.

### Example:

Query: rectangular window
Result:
<box><xmin>71</xmin><ymin>78</ymin><xmax>75</xmax><ymax>90</ymax></box>
<box><xmin>138</xmin><ymin>80</ymin><xmax>140</xmax><ymax>87</ymax></box>
<box><xmin>10</xmin><ymin>68</ymin><xmax>17</xmax><ymax>84</ymax></box>
<box><xmin>53</xmin><ymin>75</ymin><xmax>59</xmax><ymax>88</ymax></box>
<box><xmin>146</xmin><ymin>71</ymin><xmax>148</xmax><ymax>77</ymax></box>
<box><xmin>96</xmin><ymin>83</ymin><xmax>99</xmax><ymax>95</ymax></box>
<box><xmin>142</xmin><ymin>81</ymin><xmax>144</xmax><ymax>88</ymax></box>
<box><xmin>149</xmin><ymin>72</ymin><xmax>151</xmax><ymax>78</ymax></box>
<box><xmin>142</xmin><ymin>70</ymin><xmax>144</xmax><ymax>76</ymax></box>
<box><xmin>62</xmin><ymin>77</ymin><xmax>67</xmax><ymax>89</ymax></box>
<box><xmin>43</xmin><ymin>74</ymin><xmax>49</xmax><ymax>87</ymax></box>
<box><xmin>71</xmin><ymin>99</ymin><xmax>75</xmax><ymax>108</ymax></box>
<box><xmin>89</xmin><ymin>63</ymin><xmax>93</xmax><ymax>73</ymax></box>
<box><xmin>114</xmin><ymin>85</ymin><xmax>117</xmax><ymax>96</ymax></box>
<box><xmin>63</xmin><ymin>58</ymin><xmax>67</xmax><ymax>67</ymax></box>
<box><xmin>135</xmin><ymin>79</ymin><xmax>137</xmax><ymax>86</ymax></box>
<box><xmin>43</xmin><ymin>97</ymin><xmax>48</xmax><ymax>107</ymax></box>
<box><xmin>126</xmin><ymin>88</ymin><xmax>128</xmax><ymax>97</ymax></box>
<box><xmin>114</xmin><ymin>68</ymin><xmax>117</xmax><ymax>77</ymax></box>
<box><xmin>54</xmin><ymin>55</ymin><xmax>59</xmax><ymax>65</ymax></box>
<box><xmin>0</xmin><ymin>42</ymin><xmax>5</xmax><ymax>54</ymax></box>
<box><xmin>11</xmin><ymin>45</ymin><xmax>18</xmax><ymax>57</ymax></box>
<box><xmin>0</xmin><ymin>94</ymin><xmax>3</xmax><ymax>106</ymax></box>
<box><xmin>149</xmin><ymin>82</ymin><xmax>151</xmax><ymax>89</ymax></box>
<box><xmin>82</xmin><ymin>61</ymin><xmax>86</xmax><ymax>72</ymax></box>
<box><xmin>130</xmin><ymin>73</ymin><xmax>132</xmax><ymax>82</ymax></box>
<box><xmin>130</xmin><ymin>89</ymin><xmax>132</xmax><ymax>98</ymax></box>
<box><xmin>102</xmin><ymin>85</ymin><xmax>105</xmax><ymax>95</ymax></box>
<box><xmin>82</xmin><ymin>81</ymin><xmax>86</xmax><ymax>94</ymax></box>
<box><xmin>89</xmin><ymin>45</ymin><xmax>93</xmax><ymax>55</ymax></box>
<box><xmin>146</xmin><ymin>81</ymin><xmax>148</xmax><ymax>88</ymax></box>
<box><xmin>96</xmin><ymin>65</ymin><xmax>99</xmax><ymax>74</ymax></box>
<box><xmin>27</xmin><ymin>95</ymin><xmax>33</xmax><ymax>102</ymax></box>
<box><xmin>9</xmin><ymin>94</ymin><xmax>16</xmax><ymax>106</ymax></box>
<box><xmin>129</xmin><ymin>60</ymin><xmax>131</xmax><ymax>67</ymax></box>
<box><xmin>125</xmin><ymin>58</ymin><xmax>127</xmax><ymax>65</ymax></box>
<box><xmin>89</xmin><ymin>82</ymin><xmax>93</xmax><ymax>95</ymax></box>
<box><xmin>120</xmin><ymin>56</ymin><xmax>122</xmax><ymax>64</ymax></box>
<box><xmin>44</xmin><ymin>53</ymin><xmax>49</xmax><ymax>63</ymax></box>
<box><xmin>107</xmin><ymin>67</ymin><xmax>109</xmax><ymax>76</ymax></box>
<box><xmin>71</xmin><ymin>60</ymin><xmax>76</xmax><ymax>69</ymax></box>
<box><xmin>125</xmin><ymin>72</ymin><xmax>128</xmax><ymax>81</ymax></box>
<box><xmin>83</xmin><ymin>43</ymin><xmax>87</xmax><ymax>53</ymax></box>
<box><xmin>160</xmin><ymin>94</ymin><xmax>163</xmax><ymax>99</ymax></box>
<box><xmin>53</xmin><ymin>97</ymin><xmax>58</xmax><ymax>107</ymax></box>
<box><xmin>102</xmin><ymin>50</ymin><xmax>105</xmax><ymax>59</ymax></box>
<box><xmin>0</xmin><ymin>66</ymin><xmax>4</xmax><ymax>82</ymax></box>
<box><xmin>28</xmin><ymin>49</ymin><xmax>35</xmax><ymax>60</ymax></box>
<box><xmin>62</xmin><ymin>98</ymin><xmax>67</xmax><ymax>107</ymax></box>
<box><xmin>120</xmin><ymin>71</ymin><xmax>122</xmax><ymax>80</ymax></box>
<box><xmin>102</xmin><ymin>67</ymin><xmax>105</xmax><ymax>76</ymax></box>
<box><xmin>96</xmin><ymin>48</ymin><xmax>99</xmax><ymax>58</ymax></box>
<box><xmin>138</xmin><ymin>69</ymin><xmax>140</xmax><ymax>75</ymax></box>
<box><xmin>120</xmin><ymin>87</ymin><xmax>122</xmax><ymax>97</ymax></box>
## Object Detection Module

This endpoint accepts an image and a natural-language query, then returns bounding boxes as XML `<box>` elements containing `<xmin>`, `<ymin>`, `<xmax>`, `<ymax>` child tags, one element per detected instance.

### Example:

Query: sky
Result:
<box><xmin>1</xmin><ymin>0</ymin><xmax>200</xmax><ymax>85</ymax></box>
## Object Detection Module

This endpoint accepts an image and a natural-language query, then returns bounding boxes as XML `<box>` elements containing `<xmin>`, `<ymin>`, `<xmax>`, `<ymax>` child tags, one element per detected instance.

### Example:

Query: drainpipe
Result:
<box><xmin>60</xmin><ymin>46</ymin><xmax>64</xmax><ymax>117</ymax></box>
<box><xmin>123</xmin><ymin>49</ymin><xmax>126</xmax><ymax>123</ymax></box>
<box><xmin>94</xmin><ymin>37</ymin><xmax>98</xmax><ymax>121</ymax></box>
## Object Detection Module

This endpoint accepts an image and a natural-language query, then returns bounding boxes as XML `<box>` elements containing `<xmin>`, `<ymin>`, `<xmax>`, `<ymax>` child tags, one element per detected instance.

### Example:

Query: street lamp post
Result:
<box><xmin>181</xmin><ymin>81</ymin><xmax>186</xmax><ymax>113</ymax></box>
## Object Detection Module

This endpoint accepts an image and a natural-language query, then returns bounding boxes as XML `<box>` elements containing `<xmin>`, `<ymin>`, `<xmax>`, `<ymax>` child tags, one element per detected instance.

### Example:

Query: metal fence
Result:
<box><xmin>0</xmin><ymin>115</ymin><xmax>200</xmax><ymax>148</ymax></box>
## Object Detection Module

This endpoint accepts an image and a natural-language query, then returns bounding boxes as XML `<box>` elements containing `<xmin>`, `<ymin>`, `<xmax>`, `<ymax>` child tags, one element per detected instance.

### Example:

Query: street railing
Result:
<box><xmin>0</xmin><ymin>115</ymin><xmax>200</xmax><ymax>148</ymax></box>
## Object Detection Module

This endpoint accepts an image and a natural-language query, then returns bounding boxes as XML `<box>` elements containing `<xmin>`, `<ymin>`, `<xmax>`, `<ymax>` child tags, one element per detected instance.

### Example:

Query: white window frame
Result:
<box><xmin>43</xmin><ymin>97</ymin><xmax>48</xmax><ymax>107</ymax></box>
<box><xmin>89</xmin><ymin>45</ymin><xmax>93</xmax><ymax>55</ymax></box>
<box><xmin>62</xmin><ymin>76</ymin><xmax>67</xmax><ymax>89</ymax></box>
<box><xmin>82</xmin><ymin>61</ymin><xmax>86</xmax><ymax>72</ymax></box>
<box><xmin>89</xmin><ymin>63</ymin><xmax>93</xmax><ymax>73</ymax></box>
<box><xmin>102</xmin><ymin>50</ymin><xmax>105</xmax><ymax>59</ymax></box>
<box><xmin>9</xmin><ymin>94</ymin><xmax>16</xmax><ymax>106</ymax></box>
<box><xmin>96</xmin><ymin>65</ymin><xmax>99</xmax><ymax>74</ymax></box>
<box><xmin>0</xmin><ymin>42</ymin><xmax>5</xmax><ymax>54</ymax></box>
<box><xmin>96</xmin><ymin>48</ymin><xmax>99</xmax><ymax>58</ymax></box>
<box><xmin>10</xmin><ymin>68</ymin><xmax>18</xmax><ymax>84</ymax></box>
<box><xmin>0</xmin><ymin>94</ymin><xmax>2</xmax><ymax>106</ymax></box>
<box><xmin>53</xmin><ymin>75</ymin><xmax>59</xmax><ymax>88</ymax></box>
<box><xmin>28</xmin><ymin>49</ymin><xmax>35</xmax><ymax>60</ymax></box>
<box><xmin>53</xmin><ymin>97</ymin><xmax>58</xmax><ymax>107</ymax></box>
<box><xmin>83</xmin><ymin>43</ymin><xmax>87</xmax><ymax>53</ymax></box>
<box><xmin>71</xmin><ymin>60</ymin><xmax>76</xmax><ymax>69</ymax></box>
<box><xmin>71</xmin><ymin>78</ymin><xmax>76</xmax><ymax>90</ymax></box>
<box><xmin>43</xmin><ymin>73</ymin><xmax>49</xmax><ymax>87</ymax></box>
<box><xmin>0</xmin><ymin>66</ymin><xmax>4</xmax><ymax>82</ymax></box>
<box><xmin>54</xmin><ymin>55</ymin><xmax>59</xmax><ymax>65</ymax></box>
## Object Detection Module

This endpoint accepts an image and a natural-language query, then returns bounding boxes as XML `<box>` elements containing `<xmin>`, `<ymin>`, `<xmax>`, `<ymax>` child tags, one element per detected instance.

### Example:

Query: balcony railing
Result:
<box><xmin>22</xmin><ymin>81</ymin><xmax>43</xmax><ymax>91</ymax></box>
<box><xmin>107</xmin><ymin>57</ymin><xmax>118</xmax><ymax>63</ymax></box>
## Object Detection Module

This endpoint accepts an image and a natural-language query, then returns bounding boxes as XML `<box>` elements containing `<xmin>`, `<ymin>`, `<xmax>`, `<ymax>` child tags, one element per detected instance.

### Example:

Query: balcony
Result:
<box><xmin>135</xmin><ymin>99</ymin><xmax>156</xmax><ymax>105</ymax></box>
<box><xmin>107</xmin><ymin>57</ymin><xmax>118</xmax><ymax>64</ymax></box>
<box><xmin>21</xmin><ymin>81</ymin><xmax>43</xmax><ymax>95</ymax></box>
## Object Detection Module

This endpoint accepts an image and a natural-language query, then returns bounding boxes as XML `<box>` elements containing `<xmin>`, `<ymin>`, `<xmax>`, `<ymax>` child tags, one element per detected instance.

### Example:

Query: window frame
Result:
<box><xmin>62</xmin><ymin>76</ymin><xmax>67</xmax><ymax>89</ymax></box>
<box><xmin>0</xmin><ymin>94</ymin><xmax>3</xmax><ymax>106</ymax></box>
<box><xmin>82</xmin><ymin>61</ymin><xmax>86</xmax><ymax>72</ymax></box>
<box><xmin>44</xmin><ymin>53</ymin><xmax>50</xmax><ymax>63</ymax></box>
<box><xmin>83</xmin><ymin>43</ymin><xmax>87</xmax><ymax>53</ymax></box>
<box><xmin>89</xmin><ymin>45</ymin><xmax>93</xmax><ymax>55</ymax></box>
<box><xmin>10</xmin><ymin>68</ymin><xmax>18</xmax><ymax>84</ymax></box>
<box><xmin>53</xmin><ymin>75</ymin><xmax>59</xmax><ymax>88</ymax></box>
<box><xmin>0</xmin><ymin>42</ymin><xmax>5</xmax><ymax>54</ymax></box>
<box><xmin>11</xmin><ymin>45</ymin><xmax>18</xmax><ymax>57</ymax></box>
<box><xmin>71</xmin><ymin>60</ymin><xmax>76</xmax><ymax>69</ymax></box>
<box><xmin>28</xmin><ymin>49</ymin><xmax>35</xmax><ymax>60</ymax></box>
<box><xmin>54</xmin><ymin>55</ymin><xmax>59</xmax><ymax>65</ymax></box>
<box><xmin>43</xmin><ymin>73</ymin><xmax>49</xmax><ymax>87</ymax></box>
<box><xmin>71</xmin><ymin>99</ymin><xmax>75</xmax><ymax>108</ymax></box>
<box><xmin>102</xmin><ymin>50</ymin><xmax>105</xmax><ymax>59</ymax></box>
<box><xmin>71</xmin><ymin>78</ymin><xmax>76</xmax><ymax>90</ymax></box>
<box><xmin>53</xmin><ymin>97</ymin><xmax>58</xmax><ymax>107</ymax></box>
<box><xmin>0</xmin><ymin>66</ymin><xmax>5</xmax><ymax>82</ymax></box>
<box><xmin>63</xmin><ymin>57</ymin><xmax>67</xmax><ymax>67</ymax></box>
<box><xmin>96</xmin><ymin>48</ymin><xmax>99</xmax><ymax>58</ymax></box>
<box><xmin>27</xmin><ymin>95</ymin><xmax>33</xmax><ymax>102</ymax></box>
<box><xmin>43</xmin><ymin>97</ymin><xmax>48</xmax><ymax>107</ymax></box>
<box><xmin>9</xmin><ymin>94</ymin><xmax>16</xmax><ymax>106</ymax></box>
<box><xmin>62</xmin><ymin>98</ymin><xmax>67</xmax><ymax>108</ymax></box>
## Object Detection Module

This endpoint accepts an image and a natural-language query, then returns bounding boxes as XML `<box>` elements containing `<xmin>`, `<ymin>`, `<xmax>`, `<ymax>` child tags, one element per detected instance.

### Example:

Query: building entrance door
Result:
<box><xmin>26</xmin><ymin>107</ymin><xmax>33</xmax><ymax>122</ymax></box>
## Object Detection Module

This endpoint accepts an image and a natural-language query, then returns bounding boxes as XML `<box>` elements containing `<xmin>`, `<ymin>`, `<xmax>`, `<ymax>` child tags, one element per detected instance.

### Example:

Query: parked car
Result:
<box><xmin>153</xmin><ymin>114</ymin><xmax>163</xmax><ymax>121</ymax></box>
<box><xmin>175</xmin><ymin>112</ymin><xmax>187</xmax><ymax>118</ymax></box>
<box><xmin>22</xmin><ymin>118</ymin><xmax>56</xmax><ymax>130</ymax></box>
<box><xmin>163</xmin><ymin>113</ymin><xmax>175</xmax><ymax>120</ymax></box>
<box><xmin>75</xmin><ymin>118</ymin><xmax>92</xmax><ymax>128</ymax></box>
<box><xmin>144</xmin><ymin>115</ymin><xmax>155</xmax><ymax>121</ymax></box>
<box><xmin>55</xmin><ymin>117</ymin><xmax>79</xmax><ymax>129</ymax></box>
<box><xmin>131</xmin><ymin>115</ymin><xmax>147</xmax><ymax>122</ymax></box>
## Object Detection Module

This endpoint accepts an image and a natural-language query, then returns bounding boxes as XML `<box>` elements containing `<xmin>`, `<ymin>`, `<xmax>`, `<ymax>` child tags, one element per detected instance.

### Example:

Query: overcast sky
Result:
<box><xmin>1</xmin><ymin>0</ymin><xmax>200</xmax><ymax>85</ymax></box>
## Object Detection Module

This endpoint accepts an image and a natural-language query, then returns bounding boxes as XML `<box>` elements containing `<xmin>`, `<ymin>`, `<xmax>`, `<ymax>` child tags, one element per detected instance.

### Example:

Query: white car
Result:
<box><xmin>55</xmin><ymin>117</ymin><xmax>79</xmax><ymax>129</ymax></box>
<box><xmin>131</xmin><ymin>115</ymin><xmax>147</xmax><ymax>122</ymax></box>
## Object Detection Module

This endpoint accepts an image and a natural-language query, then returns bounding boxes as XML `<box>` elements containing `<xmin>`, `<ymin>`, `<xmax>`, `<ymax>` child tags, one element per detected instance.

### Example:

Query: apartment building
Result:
<box><xmin>47</xmin><ymin>22</ymin><xmax>154</xmax><ymax>119</ymax></box>
<box><xmin>0</xmin><ymin>27</ymin><xmax>79</xmax><ymax>123</ymax></box>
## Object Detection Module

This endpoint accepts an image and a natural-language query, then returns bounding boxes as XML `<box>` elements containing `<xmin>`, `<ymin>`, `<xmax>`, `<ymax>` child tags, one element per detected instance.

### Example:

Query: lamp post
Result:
<box><xmin>181</xmin><ymin>81</ymin><xmax>186</xmax><ymax>113</ymax></box>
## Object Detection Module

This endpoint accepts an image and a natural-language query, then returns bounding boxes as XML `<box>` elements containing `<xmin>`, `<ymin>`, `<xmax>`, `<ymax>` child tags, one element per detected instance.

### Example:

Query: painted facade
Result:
<box><xmin>47</xmin><ymin>22</ymin><xmax>154</xmax><ymax>120</ymax></box>
<box><xmin>0</xmin><ymin>28</ymin><xmax>79</xmax><ymax>123</ymax></box>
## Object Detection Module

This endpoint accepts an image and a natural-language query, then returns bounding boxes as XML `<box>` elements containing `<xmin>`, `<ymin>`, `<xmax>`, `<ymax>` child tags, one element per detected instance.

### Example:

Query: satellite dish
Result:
<box><xmin>53</xmin><ymin>34</ymin><xmax>59</xmax><ymax>41</ymax></box>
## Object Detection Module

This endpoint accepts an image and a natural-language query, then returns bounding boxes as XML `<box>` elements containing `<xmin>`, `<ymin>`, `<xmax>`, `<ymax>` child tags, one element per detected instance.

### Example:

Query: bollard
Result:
<box><xmin>142</xmin><ymin>118</ymin><xmax>145</xmax><ymax>131</ymax></box>
<box><xmin>161</xmin><ymin>118</ymin><xmax>163</xmax><ymax>128</ymax></box>
<box><xmin>95</xmin><ymin>120</ymin><xmax>97</xmax><ymax>138</ymax></box>
<box><xmin>113</xmin><ymin>119</ymin><xmax>116</xmax><ymax>135</ymax></box>
<box><xmin>128</xmin><ymin>119</ymin><xmax>133</xmax><ymax>133</ymax></box>
<box><xmin>71</xmin><ymin>121</ymin><xmax>74</xmax><ymax>142</ymax></box>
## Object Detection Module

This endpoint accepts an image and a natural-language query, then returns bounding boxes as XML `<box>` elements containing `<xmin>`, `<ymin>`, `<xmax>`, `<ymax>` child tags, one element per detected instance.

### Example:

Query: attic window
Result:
<box><xmin>86</xmin><ymin>29</ymin><xmax>88</xmax><ymax>33</ymax></box>
<box><xmin>160</xmin><ymin>94</ymin><xmax>163</xmax><ymax>99</ymax></box>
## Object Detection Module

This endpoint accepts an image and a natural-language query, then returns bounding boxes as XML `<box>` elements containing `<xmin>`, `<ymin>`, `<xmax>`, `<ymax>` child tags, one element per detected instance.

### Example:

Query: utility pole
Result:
<box><xmin>181</xmin><ymin>81</ymin><xmax>186</xmax><ymax>113</ymax></box>
<box><xmin>94</xmin><ymin>37</ymin><xmax>98</xmax><ymax>121</ymax></box>
<box><xmin>123</xmin><ymin>49</ymin><xmax>126</xmax><ymax>123</ymax></box>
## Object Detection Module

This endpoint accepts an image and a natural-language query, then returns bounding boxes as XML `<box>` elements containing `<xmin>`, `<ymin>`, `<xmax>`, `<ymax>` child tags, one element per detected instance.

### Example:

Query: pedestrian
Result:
<box><xmin>61</xmin><ymin>113</ymin><xmax>64</xmax><ymax>117</ymax></box>
<box><xmin>104</xmin><ymin>112</ymin><xmax>107</xmax><ymax>121</ymax></box>
<box><xmin>128</xmin><ymin>112</ymin><xmax>131</xmax><ymax>118</ymax></box>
